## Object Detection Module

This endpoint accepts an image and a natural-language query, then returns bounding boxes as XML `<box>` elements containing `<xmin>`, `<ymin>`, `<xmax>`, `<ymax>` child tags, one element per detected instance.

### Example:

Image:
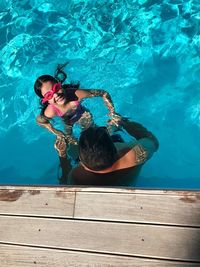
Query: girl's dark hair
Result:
<box><xmin>34</xmin><ymin>75</ymin><xmax>58</xmax><ymax>98</ymax></box>
<box><xmin>79</xmin><ymin>127</ymin><xmax>118</xmax><ymax>171</ymax></box>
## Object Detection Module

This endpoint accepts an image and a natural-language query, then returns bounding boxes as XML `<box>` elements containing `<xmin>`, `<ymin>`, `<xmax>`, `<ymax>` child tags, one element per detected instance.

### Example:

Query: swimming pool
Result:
<box><xmin>0</xmin><ymin>0</ymin><xmax>200</xmax><ymax>188</ymax></box>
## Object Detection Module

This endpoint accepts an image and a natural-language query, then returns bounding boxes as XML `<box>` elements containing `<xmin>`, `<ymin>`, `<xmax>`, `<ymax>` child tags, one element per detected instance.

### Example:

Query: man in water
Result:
<box><xmin>56</xmin><ymin>116</ymin><xmax>159</xmax><ymax>186</ymax></box>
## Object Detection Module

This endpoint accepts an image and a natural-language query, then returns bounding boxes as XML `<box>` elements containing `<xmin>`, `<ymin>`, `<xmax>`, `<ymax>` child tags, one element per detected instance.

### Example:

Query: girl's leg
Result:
<box><xmin>65</xmin><ymin>124</ymin><xmax>78</xmax><ymax>145</ymax></box>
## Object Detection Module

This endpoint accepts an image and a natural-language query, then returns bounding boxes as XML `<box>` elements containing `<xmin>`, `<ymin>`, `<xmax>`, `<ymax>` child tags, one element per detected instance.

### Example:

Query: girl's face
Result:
<box><xmin>41</xmin><ymin>81</ymin><xmax>66</xmax><ymax>106</ymax></box>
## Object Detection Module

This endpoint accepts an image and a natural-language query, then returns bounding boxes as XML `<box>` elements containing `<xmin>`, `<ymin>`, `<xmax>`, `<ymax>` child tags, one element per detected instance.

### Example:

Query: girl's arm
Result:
<box><xmin>36</xmin><ymin>114</ymin><xmax>67</xmax><ymax>158</ymax></box>
<box><xmin>75</xmin><ymin>89</ymin><xmax>122</xmax><ymax>129</ymax></box>
<box><xmin>36</xmin><ymin>114</ymin><xmax>65</xmax><ymax>137</ymax></box>
<box><xmin>75</xmin><ymin>89</ymin><xmax>115</xmax><ymax>115</ymax></box>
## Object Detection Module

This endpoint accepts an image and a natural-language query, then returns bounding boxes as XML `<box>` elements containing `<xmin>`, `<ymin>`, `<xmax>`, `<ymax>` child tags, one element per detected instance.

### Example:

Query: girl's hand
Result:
<box><xmin>107</xmin><ymin>112</ymin><xmax>123</xmax><ymax>127</ymax></box>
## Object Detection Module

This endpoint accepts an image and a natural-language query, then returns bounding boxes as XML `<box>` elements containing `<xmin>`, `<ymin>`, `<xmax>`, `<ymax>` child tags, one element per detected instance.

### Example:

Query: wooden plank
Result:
<box><xmin>0</xmin><ymin>216</ymin><xmax>200</xmax><ymax>262</ymax></box>
<box><xmin>0</xmin><ymin>244</ymin><xmax>199</xmax><ymax>267</ymax></box>
<box><xmin>0</xmin><ymin>186</ymin><xmax>146</xmax><ymax>193</ymax></box>
<box><xmin>0</xmin><ymin>189</ymin><xmax>75</xmax><ymax>217</ymax></box>
<box><xmin>1</xmin><ymin>187</ymin><xmax>199</xmax><ymax>225</ymax></box>
<box><xmin>74</xmin><ymin>192</ymin><xmax>200</xmax><ymax>226</ymax></box>
<box><xmin>1</xmin><ymin>185</ymin><xmax>199</xmax><ymax>195</ymax></box>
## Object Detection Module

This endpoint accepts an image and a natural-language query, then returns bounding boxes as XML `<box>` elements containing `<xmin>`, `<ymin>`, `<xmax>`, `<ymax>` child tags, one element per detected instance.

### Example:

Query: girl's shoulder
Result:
<box><xmin>43</xmin><ymin>104</ymin><xmax>59</xmax><ymax>118</ymax></box>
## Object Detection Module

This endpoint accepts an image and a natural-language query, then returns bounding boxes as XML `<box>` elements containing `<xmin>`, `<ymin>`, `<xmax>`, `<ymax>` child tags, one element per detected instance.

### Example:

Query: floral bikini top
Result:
<box><xmin>47</xmin><ymin>88</ymin><xmax>86</xmax><ymax>124</ymax></box>
<box><xmin>49</xmin><ymin>100</ymin><xmax>80</xmax><ymax>117</ymax></box>
<box><xmin>48</xmin><ymin>87</ymin><xmax>78</xmax><ymax>116</ymax></box>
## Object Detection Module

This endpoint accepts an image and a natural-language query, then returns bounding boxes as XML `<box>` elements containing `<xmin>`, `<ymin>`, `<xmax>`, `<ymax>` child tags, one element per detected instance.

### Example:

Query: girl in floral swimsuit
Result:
<box><xmin>34</xmin><ymin>65</ymin><xmax>119</xmax><ymax>158</ymax></box>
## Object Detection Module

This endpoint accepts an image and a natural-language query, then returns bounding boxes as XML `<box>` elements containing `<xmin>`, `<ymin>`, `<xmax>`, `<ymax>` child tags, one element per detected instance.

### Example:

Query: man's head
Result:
<box><xmin>78</xmin><ymin>126</ymin><xmax>118</xmax><ymax>171</ymax></box>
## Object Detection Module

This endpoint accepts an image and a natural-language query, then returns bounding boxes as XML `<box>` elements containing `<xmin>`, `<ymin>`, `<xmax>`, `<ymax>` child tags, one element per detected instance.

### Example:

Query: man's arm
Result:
<box><xmin>121</xmin><ymin>119</ymin><xmax>159</xmax><ymax>150</ymax></box>
<box><xmin>37</xmin><ymin>114</ymin><xmax>74</xmax><ymax>184</ymax></box>
<box><xmin>120</xmin><ymin>118</ymin><xmax>159</xmax><ymax>165</ymax></box>
<box><xmin>54</xmin><ymin>137</ymin><xmax>73</xmax><ymax>185</ymax></box>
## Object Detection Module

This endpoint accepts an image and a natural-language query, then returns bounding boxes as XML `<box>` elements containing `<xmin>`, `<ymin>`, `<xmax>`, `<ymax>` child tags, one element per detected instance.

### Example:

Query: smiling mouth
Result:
<box><xmin>57</xmin><ymin>96</ymin><xmax>63</xmax><ymax>101</ymax></box>
<box><xmin>56</xmin><ymin>94</ymin><xmax>65</xmax><ymax>103</ymax></box>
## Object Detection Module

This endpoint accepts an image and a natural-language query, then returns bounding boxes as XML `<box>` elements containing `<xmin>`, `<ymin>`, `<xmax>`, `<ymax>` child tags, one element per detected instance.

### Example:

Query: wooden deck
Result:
<box><xmin>0</xmin><ymin>186</ymin><xmax>200</xmax><ymax>266</ymax></box>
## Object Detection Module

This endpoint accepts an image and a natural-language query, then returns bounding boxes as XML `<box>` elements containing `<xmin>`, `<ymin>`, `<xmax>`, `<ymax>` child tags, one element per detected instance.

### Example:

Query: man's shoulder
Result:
<box><xmin>115</xmin><ymin>137</ymin><xmax>158</xmax><ymax>168</ymax></box>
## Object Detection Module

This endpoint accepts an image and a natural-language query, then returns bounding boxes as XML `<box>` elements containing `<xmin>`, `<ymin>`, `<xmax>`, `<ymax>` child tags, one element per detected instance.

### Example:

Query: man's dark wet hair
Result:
<box><xmin>78</xmin><ymin>126</ymin><xmax>118</xmax><ymax>171</ymax></box>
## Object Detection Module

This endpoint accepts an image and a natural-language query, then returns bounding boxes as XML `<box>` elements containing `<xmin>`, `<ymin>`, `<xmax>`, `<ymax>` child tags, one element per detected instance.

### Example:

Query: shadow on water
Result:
<box><xmin>0</xmin><ymin>126</ymin><xmax>59</xmax><ymax>185</ymax></box>
<box><xmin>0</xmin><ymin>166</ymin><xmax>38</xmax><ymax>185</ymax></box>
<box><xmin>0</xmin><ymin>163</ymin><xmax>60</xmax><ymax>185</ymax></box>
<box><xmin>134</xmin><ymin>55</ymin><xmax>179</xmax><ymax>100</ymax></box>
<box><xmin>153</xmin><ymin>54</ymin><xmax>179</xmax><ymax>84</ymax></box>
<box><xmin>38</xmin><ymin>162</ymin><xmax>61</xmax><ymax>185</ymax></box>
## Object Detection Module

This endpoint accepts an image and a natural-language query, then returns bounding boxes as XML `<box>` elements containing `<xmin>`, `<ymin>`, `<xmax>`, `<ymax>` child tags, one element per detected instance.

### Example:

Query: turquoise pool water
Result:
<box><xmin>0</xmin><ymin>0</ymin><xmax>200</xmax><ymax>188</ymax></box>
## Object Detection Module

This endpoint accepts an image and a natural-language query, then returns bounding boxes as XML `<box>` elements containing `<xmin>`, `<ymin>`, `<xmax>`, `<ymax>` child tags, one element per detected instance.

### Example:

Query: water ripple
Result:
<box><xmin>0</xmin><ymin>0</ymin><xmax>199</xmax><ymax>144</ymax></box>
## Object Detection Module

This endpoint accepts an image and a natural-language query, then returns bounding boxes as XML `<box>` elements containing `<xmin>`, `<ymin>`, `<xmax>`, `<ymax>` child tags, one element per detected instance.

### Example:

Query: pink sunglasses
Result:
<box><xmin>42</xmin><ymin>83</ymin><xmax>62</xmax><ymax>104</ymax></box>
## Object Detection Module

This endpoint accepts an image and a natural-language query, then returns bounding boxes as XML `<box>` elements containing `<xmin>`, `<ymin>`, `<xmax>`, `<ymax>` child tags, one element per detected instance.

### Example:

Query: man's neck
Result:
<box><xmin>81</xmin><ymin>147</ymin><xmax>134</xmax><ymax>174</ymax></box>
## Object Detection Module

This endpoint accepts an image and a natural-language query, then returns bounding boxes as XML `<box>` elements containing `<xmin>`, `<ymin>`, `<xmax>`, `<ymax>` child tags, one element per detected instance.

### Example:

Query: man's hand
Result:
<box><xmin>54</xmin><ymin>136</ymin><xmax>67</xmax><ymax>157</ymax></box>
